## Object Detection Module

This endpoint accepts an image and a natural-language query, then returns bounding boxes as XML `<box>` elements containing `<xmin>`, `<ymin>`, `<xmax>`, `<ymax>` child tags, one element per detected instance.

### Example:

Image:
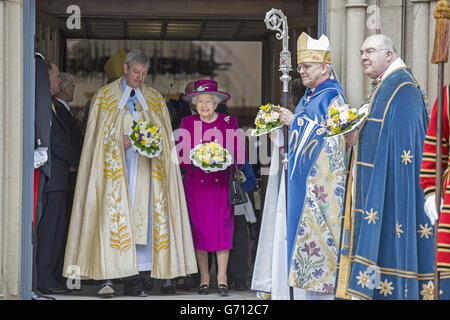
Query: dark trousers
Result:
<box><xmin>32</xmin><ymin>170</ymin><xmax>47</xmax><ymax>291</ymax></box>
<box><xmin>36</xmin><ymin>190</ymin><xmax>69</xmax><ymax>289</ymax></box>
<box><xmin>227</xmin><ymin>215</ymin><xmax>249</xmax><ymax>283</ymax></box>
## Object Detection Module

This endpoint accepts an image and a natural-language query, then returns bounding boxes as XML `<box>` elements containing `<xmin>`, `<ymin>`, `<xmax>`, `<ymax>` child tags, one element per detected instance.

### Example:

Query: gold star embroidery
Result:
<box><xmin>420</xmin><ymin>281</ymin><xmax>438</xmax><ymax>300</ymax></box>
<box><xmin>418</xmin><ymin>223</ymin><xmax>433</xmax><ymax>239</ymax></box>
<box><xmin>401</xmin><ymin>150</ymin><xmax>413</xmax><ymax>165</ymax></box>
<box><xmin>356</xmin><ymin>271</ymin><xmax>370</xmax><ymax>289</ymax></box>
<box><xmin>395</xmin><ymin>222</ymin><xmax>404</xmax><ymax>239</ymax></box>
<box><xmin>365</xmin><ymin>208</ymin><xmax>379</xmax><ymax>225</ymax></box>
<box><xmin>379</xmin><ymin>279</ymin><xmax>394</xmax><ymax>297</ymax></box>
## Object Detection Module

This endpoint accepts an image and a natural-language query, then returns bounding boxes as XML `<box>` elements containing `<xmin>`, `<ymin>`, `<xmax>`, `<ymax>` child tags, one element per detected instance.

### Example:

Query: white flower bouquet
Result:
<box><xmin>128</xmin><ymin>119</ymin><xmax>162</xmax><ymax>158</ymax></box>
<box><xmin>190</xmin><ymin>141</ymin><xmax>232</xmax><ymax>173</ymax></box>
<box><xmin>326</xmin><ymin>104</ymin><xmax>366</xmax><ymax>137</ymax></box>
<box><xmin>251</xmin><ymin>103</ymin><xmax>283</xmax><ymax>136</ymax></box>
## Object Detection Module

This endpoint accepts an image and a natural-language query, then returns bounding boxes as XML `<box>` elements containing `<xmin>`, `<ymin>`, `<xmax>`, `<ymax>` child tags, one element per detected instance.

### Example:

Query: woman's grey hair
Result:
<box><xmin>125</xmin><ymin>49</ymin><xmax>150</xmax><ymax>68</ymax></box>
<box><xmin>58</xmin><ymin>72</ymin><xmax>73</xmax><ymax>92</ymax></box>
<box><xmin>192</xmin><ymin>93</ymin><xmax>222</xmax><ymax>106</ymax></box>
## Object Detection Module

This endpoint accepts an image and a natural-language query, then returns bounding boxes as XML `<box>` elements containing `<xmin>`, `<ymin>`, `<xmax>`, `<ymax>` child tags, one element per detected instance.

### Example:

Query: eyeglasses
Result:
<box><xmin>359</xmin><ymin>48</ymin><xmax>388</xmax><ymax>58</ymax></box>
<box><xmin>296</xmin><ymin>63</ymin><xmax>321</xmax><ymax>73</ymax></box>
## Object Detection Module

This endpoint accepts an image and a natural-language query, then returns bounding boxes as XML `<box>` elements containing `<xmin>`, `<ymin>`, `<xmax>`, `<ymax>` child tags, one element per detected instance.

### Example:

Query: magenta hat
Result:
<box><xmin>182</xmin><ymin>80</ymin><xmax>231</xmax><ymax>103</ymax></box>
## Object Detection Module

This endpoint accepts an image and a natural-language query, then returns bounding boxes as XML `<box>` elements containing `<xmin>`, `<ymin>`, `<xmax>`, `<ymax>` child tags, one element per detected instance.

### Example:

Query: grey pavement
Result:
<box><xmin>48</xmin><ymin>282</ymin><xmax>260</xmax><ymax>300</ymax></box>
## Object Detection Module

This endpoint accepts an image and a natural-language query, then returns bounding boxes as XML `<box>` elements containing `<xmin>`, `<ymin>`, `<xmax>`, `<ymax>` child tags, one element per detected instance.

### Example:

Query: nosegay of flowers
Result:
<box><xmin>252</xmin><ymin>103</ymin><xmax>283</xmax><ymax>136</ymax></box>
<box><xmin>129</xmin><ymin>119</ymin><xmax>162</xmax><ymax>158</ymax></box>
<box><xmin>190</xmin><ymin>141</ymin><xmax>232</xmax><ymax>173</ymax></box>
<box><xmin>325</xmin><ymin>104</ymin><xmax>365</xmax><ymax>137</ymax></box>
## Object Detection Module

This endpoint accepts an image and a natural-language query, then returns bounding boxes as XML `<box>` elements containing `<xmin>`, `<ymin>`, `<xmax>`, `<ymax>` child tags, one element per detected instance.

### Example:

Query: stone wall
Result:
<box><xmin>0</xmin><ymin>0</ymin><xmax>24</xmax><ymax>300</ymax></box>
<box><xmin>328</xmin><ymin>0</ymin><xmax>448</xmax><ymax>110</ymax></box>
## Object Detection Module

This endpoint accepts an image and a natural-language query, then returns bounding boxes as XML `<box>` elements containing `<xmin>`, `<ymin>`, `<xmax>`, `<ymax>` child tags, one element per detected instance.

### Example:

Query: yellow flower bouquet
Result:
<box><xmin>325</xmin><ymin>104</ymin><xmax>366</xmax><ymax>137</ymax></box>
<box><xmin>190</xmin><ymin>141</ymin><xmax>232</xmax><ymax>173</ymax></box>
<box><xmin>251</xmin><ymin>103</ymin><xmax>283</xmax><ymax>136</ymax></box>
<box><xmin>128</xmin><ymin>119</ymin><xmax>162</xmax><ymax>158</ymax></box>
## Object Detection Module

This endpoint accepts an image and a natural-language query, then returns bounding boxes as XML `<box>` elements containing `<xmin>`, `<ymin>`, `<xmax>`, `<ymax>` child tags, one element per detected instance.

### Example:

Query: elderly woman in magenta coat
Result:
<box><xmin>176</xmin><ymin>80</ymin><xmax>245</xmax><ymax>296</ymax></box>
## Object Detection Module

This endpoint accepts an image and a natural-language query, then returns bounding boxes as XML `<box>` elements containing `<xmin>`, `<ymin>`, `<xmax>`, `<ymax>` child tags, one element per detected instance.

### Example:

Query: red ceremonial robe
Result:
<box><xmin>420</xmin><ymin>85</ymin><xmax>450</xmax><ymax>271</ymax></box>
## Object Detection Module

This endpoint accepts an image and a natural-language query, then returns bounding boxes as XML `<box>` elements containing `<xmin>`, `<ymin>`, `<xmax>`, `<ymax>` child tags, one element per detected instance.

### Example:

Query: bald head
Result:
<box><xmin>364</xmin><ymin>35</ymin><xmax>398</xmax><ymax>58</ymax></box>
<box><xmin>360</xmin><ymin>34</ymin><xmax>398</xmax><ymax>79</ymax></box>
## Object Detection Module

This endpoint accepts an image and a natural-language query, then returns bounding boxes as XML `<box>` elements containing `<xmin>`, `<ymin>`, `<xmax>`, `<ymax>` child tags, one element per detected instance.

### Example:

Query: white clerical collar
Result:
<box><xmin>56</xmin><ymin>97</ymin><xmax>71</xmax><ymax>113</ymax></box>
<box><xmin>118</xmin><ymin>80</ymin><xmax>149</xmax><ymax>111</ymax></box>
<box><xmin>377</xmin><ymin>57</ymin><xmax>406</xmax><ymax>81</ymax></box>
<box><xmin>36</xmin><ymin>52</ymin><xmax>45</xmax><ymax>60</ymax></box>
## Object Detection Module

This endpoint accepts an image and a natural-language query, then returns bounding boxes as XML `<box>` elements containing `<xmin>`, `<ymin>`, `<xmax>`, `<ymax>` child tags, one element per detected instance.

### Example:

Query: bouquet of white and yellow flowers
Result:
<box><xmin>251</xmin><ymin>103</ymin><xmax>283</xmax><ymax>136</ymax></box>
<box><xmin>326</xmin><ymin>104</ymin><xmax>366</xmax><ymax>137</ymax></box>
<box><xmin>190</xmin><ymin>141</ymin><xmax>232</xmax><ymax>173</ymax></box>
<box><xmin>128</xmin><ymin>119</ymin><xmax>162</xmax><ymax>158</ymax></box>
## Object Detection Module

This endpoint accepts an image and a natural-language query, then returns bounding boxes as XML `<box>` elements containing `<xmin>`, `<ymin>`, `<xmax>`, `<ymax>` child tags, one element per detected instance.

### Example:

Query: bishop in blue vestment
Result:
<box><xmin>280</xmin><ymin>32</ymin><xmax>348</xmax><ymax>299</ymax></box>
<box><xmin>335</xmin><ymin>34</ymin><xmax>450</xmax><ymax>300</ymax></box>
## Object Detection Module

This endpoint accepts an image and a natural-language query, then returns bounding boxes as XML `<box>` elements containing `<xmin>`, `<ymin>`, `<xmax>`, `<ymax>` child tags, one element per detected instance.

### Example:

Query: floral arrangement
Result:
<box><xmin>325</xmin><ymin>104</ymin><xmax>366</xmax><ymax>137</ymax></box>
<box><xmin>190</xmin><ymin>141</ymin><xmax>232</xmax><ymax>173</ymax></box>
<box><xmin>251</xmin><ymin>103</ymin><xmax>283</xmax><ymax>136</ymax></box>
<box><xmin>128</xmin><ymin>119</ymin><xmax>162</xmax><ymax>158</ymax></box>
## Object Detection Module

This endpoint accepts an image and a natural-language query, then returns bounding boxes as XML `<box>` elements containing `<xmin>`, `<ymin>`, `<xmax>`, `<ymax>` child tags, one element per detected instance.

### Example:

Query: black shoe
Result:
<box><xmin>161</xmin><ymin>285</ymin><xmax>176</xmax><ymax>294</ymax></box>
<box><xmin>198</xmin><ymin>284</ymin><xmax>209</xmax><ymax>295</ymax></box>
<box><xmin>217</xmin><ymin>283</ymin><xmax>229</xmax><ymax>297</ymax></box>
<box><xmin>31</xmin><ymin>290</ymin><xmax>56</xmax><ymax>300</ymax></box>
<box><xmin>142</xmin><ymin>278</ymin><xmax>154</xmax><ymax>293</ymax></box>
<box><xmin>233</xmin><ymin>280</ymin><xmax>247</xmax><ymax>291</ymax></box>
<box><xmin>38</xmin><ymin>286</ymin><xmax>70</xmax><ymax>295</ymax></box>
<box><xmin>123</xmin><ymin>279</ymin><xmax>147</xmax><ymax>297</ymax></box>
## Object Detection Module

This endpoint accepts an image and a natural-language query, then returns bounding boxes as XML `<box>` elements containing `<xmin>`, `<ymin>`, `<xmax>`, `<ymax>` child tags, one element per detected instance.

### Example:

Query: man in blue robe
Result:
<box><xmin>279</xmin><ymin>32</ymin><xmax>348</xmax><ymax>299</ymax></box>
<box><xmin>336</xmin><ymin>34</ymin><xmax>450</xmax><ymax>300</ymax></box>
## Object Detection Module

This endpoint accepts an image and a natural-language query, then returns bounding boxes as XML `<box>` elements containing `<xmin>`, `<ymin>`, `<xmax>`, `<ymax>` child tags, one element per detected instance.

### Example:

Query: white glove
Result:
<box><xmin>34</xmin><ymin>147</ymin><xmax>48</xmax><ymax>169</ymax></box>
<box><xmin>424</xmin><ymin>195</ymin><xmax>442</xmax><ymax>226</ymax></box>
<box><xmin>269</xmin><ymin>129</ymin><xmax>284</xmax><ymax>148</ymax></box>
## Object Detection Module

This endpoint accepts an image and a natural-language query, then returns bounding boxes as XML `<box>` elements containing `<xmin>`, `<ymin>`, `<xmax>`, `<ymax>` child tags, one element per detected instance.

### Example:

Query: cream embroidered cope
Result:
<box><xmin>62</xmin><ymin>79</ymin><xmax>198</xmax><ymax>280</ymax></box>
<box><xmin>103</xmin><ymin>124</ymin><xmax>132</xmax><ymax>253</ymax></box>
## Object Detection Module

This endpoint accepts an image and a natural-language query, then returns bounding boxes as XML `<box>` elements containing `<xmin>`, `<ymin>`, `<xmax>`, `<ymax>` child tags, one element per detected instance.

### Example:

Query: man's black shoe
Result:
<box><xmin>161</xmin><ymin>285</ymin><xmax>176</xmax><ymax>294</ymax></box>
<box><xmin>38</xmin><ymin>286</ymin><xmax>70</xmax><ymax>295</ymax></box>
<box><xmin>123</xmin><ymin>279</ymin><xmax>148</xmax><ymax>297</ymax></box>
<box><xmin>31</xmin><ymin>290</ymin><xmax>56</xmax><ymax>300</ymax></box>
<box><xmin>142</xmin><ymin>278</ymin><xmax>154</xmax><ymax>293</ymax></box>
<box><xmin>233</xmin><ymin>280</ymin><xmax>247</xmax><ymax>291</ymax></box>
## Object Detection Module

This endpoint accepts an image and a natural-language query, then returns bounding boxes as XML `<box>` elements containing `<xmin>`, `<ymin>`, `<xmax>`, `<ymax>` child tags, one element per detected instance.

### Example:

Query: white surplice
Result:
<box><xmin>124</xmin><ymin>108</ymin><xmax>153</xmax><ymax>272</ymax></box>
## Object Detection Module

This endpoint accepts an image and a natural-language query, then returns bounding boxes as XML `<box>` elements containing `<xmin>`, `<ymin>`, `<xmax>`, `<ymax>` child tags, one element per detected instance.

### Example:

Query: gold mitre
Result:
<box><xmin>297</xmin><ymin>32</ymin><xmax>332</xmax><ymax>65</ymax></box>
<box><xmin>104</xmin><ymin>49</ymin><xmax>127</xmax><ymax>82</ymax></box>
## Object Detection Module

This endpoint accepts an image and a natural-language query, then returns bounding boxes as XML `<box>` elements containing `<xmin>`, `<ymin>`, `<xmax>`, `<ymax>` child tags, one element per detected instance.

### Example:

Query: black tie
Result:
<box><xmin>129</xmin><ymin>89</ymin><xmax>136</xmax><ymax>110</ymax></box>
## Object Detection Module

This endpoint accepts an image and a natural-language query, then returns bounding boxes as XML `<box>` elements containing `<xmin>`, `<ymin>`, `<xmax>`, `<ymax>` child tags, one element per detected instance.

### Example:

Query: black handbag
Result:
<box><xmin>229</xmin><ymin>159</ymin><xmax>248</xmax><ymax>205</ymax></box>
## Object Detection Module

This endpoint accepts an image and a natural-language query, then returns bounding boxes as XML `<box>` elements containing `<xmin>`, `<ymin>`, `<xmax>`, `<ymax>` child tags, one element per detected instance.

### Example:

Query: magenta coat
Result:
<box><xmin>177</xmin><ymin>113</ymin><xmax>244</xmax><ymax>252</ymax></box>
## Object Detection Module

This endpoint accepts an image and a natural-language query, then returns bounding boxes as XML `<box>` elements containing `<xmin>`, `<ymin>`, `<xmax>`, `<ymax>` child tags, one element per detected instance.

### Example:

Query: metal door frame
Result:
<box><xmin>21</xmin><ymin>0</ymin><xmax>36</xmax><ymax>301</ymax></box>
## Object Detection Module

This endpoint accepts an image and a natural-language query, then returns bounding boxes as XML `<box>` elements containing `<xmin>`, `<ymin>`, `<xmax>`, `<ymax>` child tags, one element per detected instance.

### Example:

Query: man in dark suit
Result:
<box><xmin>32</xmin><ymin>53</ymin><xmax>55</xmax><ymax>300</ymax></box>
<box><xmin>36</xmin><ymin>71</ymin><xmax>82</xmax><ymax>295</ymax></box>
<box><xmin>52</xmin><ymin>73</ymin><xmax>83</xmax><ymax>285</ymax></box>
